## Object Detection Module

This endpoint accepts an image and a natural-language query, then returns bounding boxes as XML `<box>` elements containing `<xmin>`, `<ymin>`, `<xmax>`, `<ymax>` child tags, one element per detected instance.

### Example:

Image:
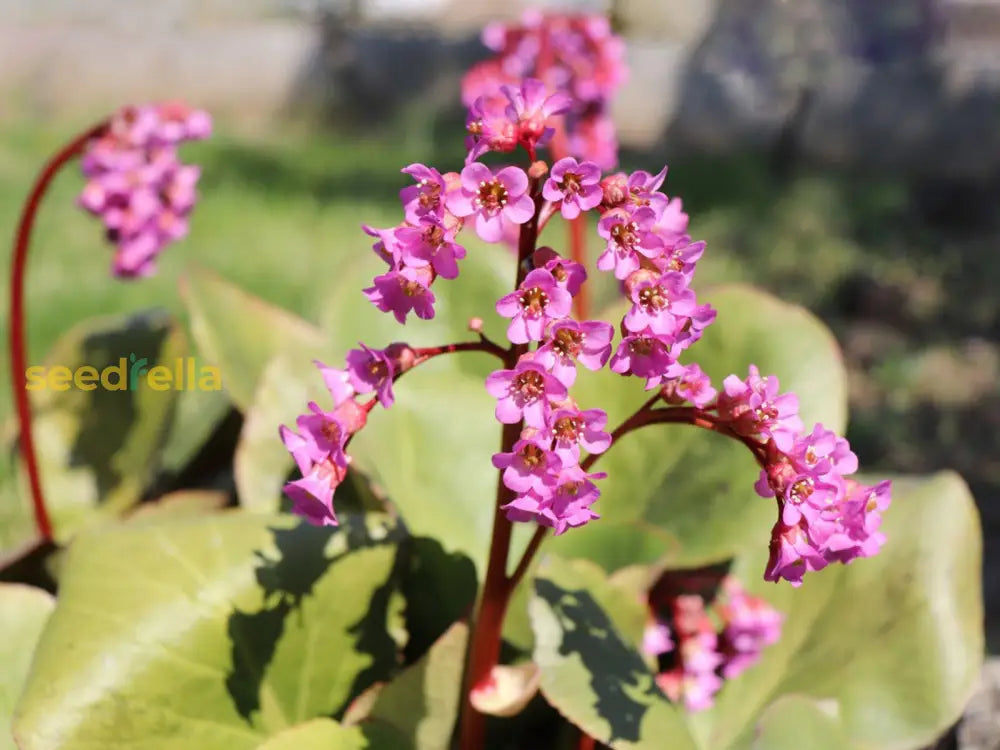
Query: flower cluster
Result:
<box><xmin>280</xmin><ymin>10</ymin><xmax>891</xmax><ymax>590</ymax></box>
<box><xmin>462</xmin><ymin>10</ymin><xmax>627</xmax><ymax>168</ymax></box>
<box><xmin>749</xmin><ymin>409</ymin><xmax>893</xmax><ymax>586</ymax></box>
<box><xmin>78</xmin><ymin>102</ymin><xmax>211</xmax><ymax>278</ymax></box>
<box><xmin>487</xmin><ymin>255</ymin><xmax>614</xmax><ymax>533</ymax></box>
<box><xmin>644</xmin><ymin>577</ymin><xmax>782</xmax><ymax>711</ymax></box>
<box><xmin>278</xmin><ymin>344</ymin><xmax>412</xmax><ymax>525</ymax></box>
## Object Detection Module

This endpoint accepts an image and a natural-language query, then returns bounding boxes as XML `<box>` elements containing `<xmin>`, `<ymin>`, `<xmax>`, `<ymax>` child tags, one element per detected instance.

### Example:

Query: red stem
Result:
<box><xmin>9</xmin><ymin>122</ymin><xmax>105</xmax><ymax>542</ymax></box>
<box><xmin>411</xmin><ymin>337</ymin><xmax>507</xmax><ymax>363</ymax></box>
<box><xmin>458</xmin><ymin>178</ymin><xmax>543</xmax><ymax>750</ymax></box>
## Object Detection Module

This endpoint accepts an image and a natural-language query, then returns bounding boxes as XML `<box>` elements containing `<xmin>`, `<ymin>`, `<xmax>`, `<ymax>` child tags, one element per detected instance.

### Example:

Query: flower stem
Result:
<box><xmin>9</xmin><ymin>122</ymin><xmax>105</xmax><ymax>542</ymax></box>
<box><xmin>411</xmin><ymin>337</ymin><xmax>508</xmax><ymax>363</ymax></box>
<box><xmin>458</xmin><ymin>178</ymin><xmax>543</xmax><ymax>750</ymax></box>
<box><xmin>581</xmin><ymin>400</ymin><xmax>770</xmax><ymax>473</ymax></box>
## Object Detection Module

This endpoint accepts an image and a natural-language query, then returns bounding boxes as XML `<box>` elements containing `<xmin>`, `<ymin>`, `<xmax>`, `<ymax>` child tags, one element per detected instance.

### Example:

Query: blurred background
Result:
<box><xmin>2</xmin><ymin>0</ymin><xmax>999</xmax><ymax>742</ymax></box>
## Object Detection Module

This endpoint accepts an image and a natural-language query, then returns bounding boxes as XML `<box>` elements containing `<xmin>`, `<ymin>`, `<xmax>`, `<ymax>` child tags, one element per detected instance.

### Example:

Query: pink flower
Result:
<box><xmin>503</xmin><ymin>466</ymin><xmax>605</xmax><ymax>534</ymax></box>
<box><xmin>283</xmin><ymin>460</ymin><xmax>344</xmax><ymax>527</ymax></box>
<box><xmin>485</xmin><ymin>358</ymin><xmax>568</xmax><ymax>428</ymax></box>
<box><xmin>399</xmin><ymin>163</ymin><xmax>447</xmax><ymax>223</ymax></box>
<box><xmin>717</xmin><ymin>578</ymin><xmax>783</xmax><ymax>679</ymax></box>
<box><xmin>465</xmin><ymin>95</ymin><xmax>519</xmax><ymax>163</ymax></box>
<box><xmin>345</xmin><ymin>345</ymin><xmax>396</xmax><ymax>408</ymax></box>
<box><xmin>642</xmin><ymin>621</ymin><xmax>674</xmax><ymax>656</ymax></box>
<box><xmin>543</xmin><ymin>157</ymin><xmax>604</xmax><ymax>219</ymax></box>
<box><xmin>764</xmin><ymin>521</ymin><xmax>829</xmax><ymax>586</ymax></box>
<box><xmin>596</xmin><ymin>207</ymin><xmax>663</xmax><ymax>279</ymax></box>
<box><xmin>548</xmin><ymin>407</ymin><xmax>611</xmax><ymax>463</ymax></box>
<box><xmin>280</xmin><ymin>401</ymin><xmax>349</xmax><ymax>474</ymax></box>
<box><xmin>396</xmin><ymin>218</ymin><xmax>467</xmax><ymax>279</ymax></box>
<box><xmin>622</xmin><ymin>270</ymin><xmax>697</xmax><ymax>335</ymax></box>
<box><xmin>535</xmin><ymin>320</ymin><xmax>614</xmax><ymax>386</ymax></box>
<box><xmin>532</xmin><ymin>247</ymin><xmax>588</xmax><ymax>296</ymax></box>
<box><xmin>502</xmin><ymin>78</ymin><xmax>572</xmax><ymax>155</ymax></box>
<box><xmin>660</xmin><ymin>363</ymin><xmax>717</xmax><ymax>408</ymax></box>
<box><xmin>609</xmin><ymin>333</ymin><xmax>676</xmax><ymax>379</ymax></box>
<box><xmin>492</xmin><ymin>438</ymin><xmax>561</xmax><ymax>495</ymax></box>
<box><xmin>315</xmin><ymin>360</ymin><xmax>356</xmax><ymax>407</ymax></box>
<box><xmin>446</xmin><ymin>163</ymin><xmax>535</xmax><ymax>243</ymax></box>
<box><xmin>717</xmin><ymin>366</ymin><xmax>803</xmax><ymax>452</ymax></box>
<box><xmin>495</xmin><ymin>268</ymin><xmax>573</xmax><ymax>344</ymax></box>
<box><xmin>363</xmin><ymin>266</ymin><xmax>436</xmax><ymax>324</ymax></box>
<box><xmin>78</xmin><ymin>102</ymin><xmax>211</xmax><ymax>278</ymax></box>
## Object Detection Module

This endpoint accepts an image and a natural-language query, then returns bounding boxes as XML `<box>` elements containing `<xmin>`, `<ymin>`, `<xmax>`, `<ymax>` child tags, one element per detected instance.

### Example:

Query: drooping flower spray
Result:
<box><xmin>9</xmin><ymin>103</ymin><xmax>209</xmax><ymax>542</ymax></box>
<box><xmin>277</xmin><ymin>11</ymin><xmax>891</xmax><ymax>748</ymax></box>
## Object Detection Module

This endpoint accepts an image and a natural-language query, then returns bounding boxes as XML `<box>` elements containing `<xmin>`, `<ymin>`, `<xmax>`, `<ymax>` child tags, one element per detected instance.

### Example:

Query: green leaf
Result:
<box><xmin>530</xmin><ymin>555</ymin><xmax>697</xmax><ymax>750</ymax></box>
<box><xmin>180</xmin><ymin>265</ymin><xmax>327</xmax><ymax>411</ymax></box>
<box><xmin>359</xmin><ymin>622</ymin><xmax>468</xmax><ymax>748</ymax></box>
<box><xmin>350</xmin><ymin>360</ymin><xmax>533</xmax><ymax>576</ymax></box>
<box><xmin>0</xmin><ymin>584</ymin><xmax>55</xmax><ymax>750</ymax></box>
<box><xmin>750</xmin><ymin>696</ymin><xmax>853</xmax><ymax>750</ymax></box>
<box><xmin>123</xmin><ymin>489</ymin><xmax>229</xmax><ymax>523</ymax></box>
<box><xmin>256</xmin><ymin>718</ymin><xmax>407</xmax><ymax>749</ymax></box>
<box><xmin>13</xmin><ymin>511</ymin><xmax>404</xmax><ymax>749</ymax></box>
<box><xmin>697</xmin><ymin>471</ymin><xmax>982</xmax><ymax>750</ymax></box>
<box><xmin>552</xmin><ymin>284</ymin><xmax>847</xmax><ymax>570</ymax></box>
<box><xmin>2</xmin><ymin>311</ymin><xmax>188</xmax><ymax>554</ymax></box>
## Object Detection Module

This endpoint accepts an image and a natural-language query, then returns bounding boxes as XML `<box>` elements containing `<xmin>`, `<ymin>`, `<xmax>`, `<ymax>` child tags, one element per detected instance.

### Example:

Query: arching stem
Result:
<box><xmin>9</xmin><ymin>122</ymin><xmax>106</xmax><ymax>542</ymax></box>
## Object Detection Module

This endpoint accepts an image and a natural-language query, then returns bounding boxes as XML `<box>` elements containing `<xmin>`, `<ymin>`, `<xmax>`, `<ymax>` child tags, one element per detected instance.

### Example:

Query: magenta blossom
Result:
<box><xmin>446</xmin><ymin>163</ymin><xmax>535</xmax><ymax>243</ymax></box>
<box><xmin>660</xmin><ymin>363</ymin><xmax>717</xmax><ymax>408</ymax></box>
<box><xmin>609</xmin><ymin>333</ymin><xmax>676</xmax><ymax>379</ymax></box>
<box><xmin>622</xmin><ymin>270</ymin><xmax>697</xmax><ymax>335</ymax></box>
<box><xmin>495</xmin><ymin>268</ymin><xmax>573</xmax><ymax>344</ymax></box>
<box><xmin>532</xmin><ymin>247</ymin><xmax>588</xmax><ymax>296</ymax></box>
<box><xmin>485</xmin><ymin>358</ymin><xmax>568</xmax><ymax>428</ymax></box>
<box><xmin>399</xmin><ymin>163</ymin><xmax>448</xmax><ymax>223</ymax></box>
<box><xmin>396</xmin><ymin>217</ymin><xmax>467</xmax><ymax>280</ymax></box>
<box><xmin>79</xmin><ymin>102</ymin><xmax>211</xmax><ymax>278</ymax></box>
<box><xmin>596</xmin><ymin>207</ymin><xmax>663</xmax><ymax>279</ymax></box>
<box><xmin>283</xmin><ymin>461</ymin><xmax>344</xmax><ymax>527</ymax></box>
<box><xmin>492</xmin><ymin>439</ymin><xmax>562</xmax><ymax>495</ymax></box>
<box><xmin>502</xmin><ymin>78</ymin><xmax>572</xmax><ymax>155</ymax></box>
<box><xmin>717</xmin><ymin>365</ymin><xmax>803</xmax><ymax>452</ymax></box>
<box><xmin>535</xmin><ymin>320</ymin><xmax>614</xmax><ymax>387</ymax></box>
<box><xmin>363</xmin><ymin>266</ymin><xmax>436</xmax><ymax>324</ymax></box>
<box><xmin>345</xmin><ymin>345</ymin><xmax>396</xmax><ymax>408</ymax></box>
<box><xmin>543</xmin><ymin>157</ymin><xmax>604</xmax><ymax>219</ymax></box>
<box><xmin>549</xmin><ymin>407</ymin><xmax>611</xmax><ymax>463</ymax></box>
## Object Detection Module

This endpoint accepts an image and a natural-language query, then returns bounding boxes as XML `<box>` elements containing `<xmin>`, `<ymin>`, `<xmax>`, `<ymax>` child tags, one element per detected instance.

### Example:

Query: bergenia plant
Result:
<box><xmin>4</xmin><ymin>10</ymin><xmax>983</xmax><ymax>750</ymax></box>
<box><xmin>277</xmin><ymin>25</ymin><xmax>890</xmax><ymax>750</ymax></box>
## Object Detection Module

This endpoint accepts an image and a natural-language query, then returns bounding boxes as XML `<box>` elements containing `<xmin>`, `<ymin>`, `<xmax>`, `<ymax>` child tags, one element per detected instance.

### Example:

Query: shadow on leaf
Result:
<box><xmin>535</xmin><ymin>578</ymin><xmax>662</xmax><ymax>744</ymax></box>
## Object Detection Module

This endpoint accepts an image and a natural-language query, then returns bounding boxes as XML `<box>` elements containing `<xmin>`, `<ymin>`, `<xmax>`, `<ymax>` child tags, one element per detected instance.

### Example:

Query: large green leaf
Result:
<box><xmin>552</xmin><ymin>284</ymin><xmax>847</xmax><ymax>570</ymax></box>
<box><xmin>13</xmin><ymin>511</ymin><xmax>404</xmax><ymax>749</ymax></box>
<box><xmin>1</xmin><ymin>311</ymin><xmax>188</xmax><ymax>554</ymax></box>
<box><xmin>180</xmin><ymin>265</ymin><xmax>328</xmax><ymax>411</ymax></box>
<box><xmin>355</xmin><ymin>622</ymin><xmax>468</xmax><ymax>749</ymax></box>
<box><xmin>680</xmin><ymin>471</ymin><xmax>981</xmax><ymax>750</ymax></box>
<box><xmin>530</xmin><ymin>555</ymin><xmax>697</xmax><ymax>750</ymax></box>
<box><xmin>0</xmin><ymin>584</ymin><xmax>55</xmax><ymax>750</ymax></box>
<box><xmin>257</xmin><ymin>718</ymin><xmax>406</xmax><ymax>749</ymax></box>
<box><xmin>750</xmin><ymin>696</ymin><xmax>853</xmax><ymax>750</ymax></box>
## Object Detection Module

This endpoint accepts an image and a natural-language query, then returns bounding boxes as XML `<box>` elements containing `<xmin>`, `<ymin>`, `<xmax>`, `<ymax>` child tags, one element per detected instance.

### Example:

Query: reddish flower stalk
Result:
<box><xmin>458</xmin><ymin>181</ymin><xmax>542</xmax><ymax>750</ymax></box>
<box><xmin>9</xmin><ymin>121</ymin><xmax>107</xmax><ymax>542</ymax></box>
